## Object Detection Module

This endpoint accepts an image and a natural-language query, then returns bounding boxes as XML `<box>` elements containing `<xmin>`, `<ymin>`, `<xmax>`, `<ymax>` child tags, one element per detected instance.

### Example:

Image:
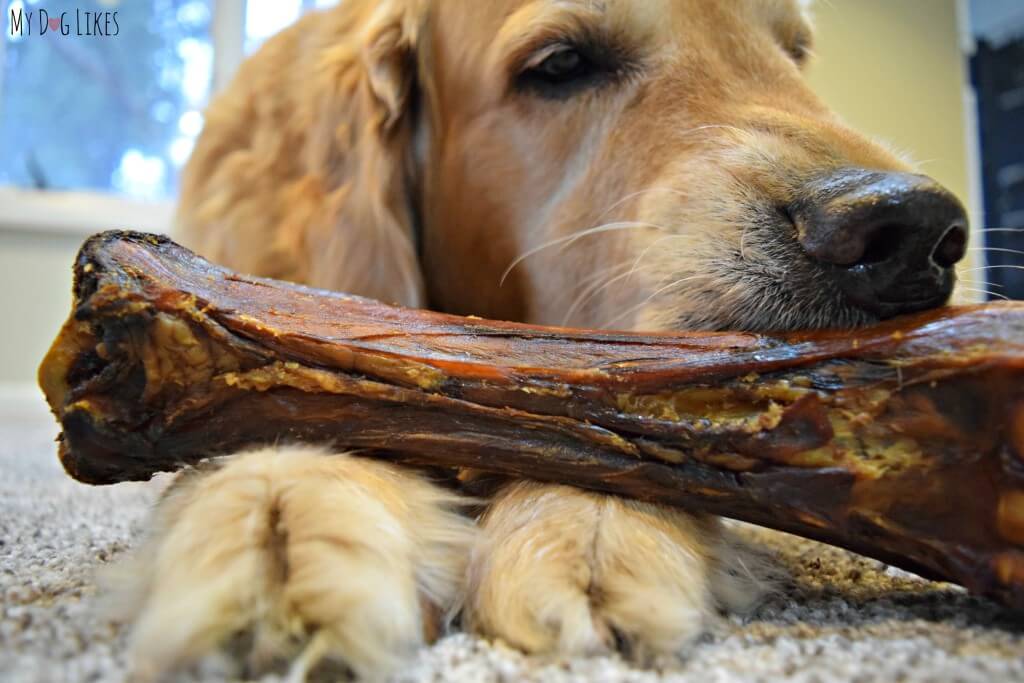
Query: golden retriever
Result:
<box><xmin>115</xmin><ymin>0</ymin><xmax>969</xmax><ymax>679</ymax></box>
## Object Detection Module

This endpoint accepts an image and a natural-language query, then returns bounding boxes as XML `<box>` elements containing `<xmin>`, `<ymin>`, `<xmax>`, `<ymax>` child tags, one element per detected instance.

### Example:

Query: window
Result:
<box><xmin>969</xmin><ymin>0</ymin><xmax>1024</xmax><ymax>300</ymax></box>
<box><xmin>1</xmin><ymin>0</ymin><xmax>214</xmax><ymax>200</ymax></box>
<box><xmin>245</xmin><ymin>0</ymin><xmax>335</xmax><ymax>53</ymax></box>
<box><xmin>0</xmin><ymin>0</ymin><xmax>336</xmax><ymax>235</ymax></box>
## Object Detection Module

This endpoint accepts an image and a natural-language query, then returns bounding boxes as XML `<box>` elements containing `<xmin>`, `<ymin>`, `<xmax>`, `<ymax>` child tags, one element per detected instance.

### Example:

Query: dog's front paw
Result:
<box><xmin>106</xmin><ymin>447</ymin><xmax>474</xmax><ymax>681</ymax></box>
<box><xmin>464</xmin><ymin>482</ymin><xmax>768</xmax><ymax>663</ymax></box>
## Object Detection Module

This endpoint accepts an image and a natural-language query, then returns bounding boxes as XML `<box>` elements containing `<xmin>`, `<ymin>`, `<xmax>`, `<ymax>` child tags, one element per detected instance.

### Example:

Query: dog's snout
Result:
<box><xmin>792</xmin><ymin>170</ymin><xmax>968</xmax><ymax>319</ymax></box>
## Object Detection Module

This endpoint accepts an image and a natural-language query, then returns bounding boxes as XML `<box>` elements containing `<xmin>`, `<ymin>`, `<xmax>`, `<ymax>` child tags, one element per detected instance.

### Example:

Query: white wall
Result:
<box><xmin>0</xmin><ymin>230</ymin><xmax>81</xmax><ymax>387</ymax></box>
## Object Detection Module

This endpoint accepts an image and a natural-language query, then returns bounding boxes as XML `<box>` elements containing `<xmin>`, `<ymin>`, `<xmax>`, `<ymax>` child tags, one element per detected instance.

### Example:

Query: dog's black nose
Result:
<box><xmin>792</xmin><ymin>169</ymin><xmax>968</xmax><ymax>319</ymax></box>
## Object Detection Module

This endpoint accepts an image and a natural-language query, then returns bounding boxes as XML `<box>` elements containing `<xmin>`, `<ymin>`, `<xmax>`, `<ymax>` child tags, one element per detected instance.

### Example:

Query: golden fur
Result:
<box><xmin>116</xmin><ymin>0</ymin><xmax>933</xmax><ymax>679</ymax></box>
<box><xmin>107</xmin><ymin>447</ymin><xmax>474</xmax><ymax>681</ymax></box>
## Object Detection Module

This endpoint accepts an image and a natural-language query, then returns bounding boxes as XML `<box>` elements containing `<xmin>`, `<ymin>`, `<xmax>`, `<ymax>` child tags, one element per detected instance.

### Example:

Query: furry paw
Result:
<box><xmin>463</xmin><ymin>482</ymin><xmax>770</xmax><ymax>662</ymax></box>
<box><xmin>105</xmin><ymin>446</ymin><xmax>475</xmax><ymax>681</ymax></box>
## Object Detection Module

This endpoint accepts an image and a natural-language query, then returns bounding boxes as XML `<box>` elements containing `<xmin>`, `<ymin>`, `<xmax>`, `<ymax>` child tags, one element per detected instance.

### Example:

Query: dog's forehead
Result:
<box><xmin>511</xmin><ymin>0</ymin><xmax>810</xmax><ymax>19</ymax></box>
<box><xmin>436</xmin><ymin>0</ymin><xmax>811</xmax><ymax>44</ymax></box>
<box><xmin>427</xmin><ymin>0</ymin><xmax>814</xmax><ymax>102</ymax></box>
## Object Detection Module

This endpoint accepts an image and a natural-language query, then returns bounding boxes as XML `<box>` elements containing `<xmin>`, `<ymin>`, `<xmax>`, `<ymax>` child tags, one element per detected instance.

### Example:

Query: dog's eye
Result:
<box><xmin>518</xmin><ymin>44</ymin><xmax>610</xmax><ymax>99</ymax></box>
<box><xmin>787</xmin><ymin>41</ymin><xmax>809</xmax><ymax>65</ymax></box>
<box><xmin>533</xmin><ymin>48</ymin><xmax>588</xmax><ymax>81</ymax></box>
<box><xmin>785</xmin><ymin>31</ymin><xmax>813</xmax><ymax>66</ymax></box>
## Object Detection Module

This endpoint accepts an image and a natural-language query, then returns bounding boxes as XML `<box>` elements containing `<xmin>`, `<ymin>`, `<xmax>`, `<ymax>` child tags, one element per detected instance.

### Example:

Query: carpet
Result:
<box><xmin>2</xmin><ymin>387</ymin><xmax>1022</xmax><ymax>682</ymax></box>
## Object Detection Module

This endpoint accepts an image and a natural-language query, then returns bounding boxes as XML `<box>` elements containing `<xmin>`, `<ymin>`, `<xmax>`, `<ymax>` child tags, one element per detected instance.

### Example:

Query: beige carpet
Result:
<box><xmin>2</xmin><ymin>389</ymin><xmax>1022</xmax><ymax>682</ymax></box>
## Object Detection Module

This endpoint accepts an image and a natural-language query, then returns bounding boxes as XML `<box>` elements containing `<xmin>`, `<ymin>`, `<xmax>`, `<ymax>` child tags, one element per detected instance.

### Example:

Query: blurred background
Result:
<box><xmin>0</xmin><ymin>0</ymin><xmax>1022</xmax><ymax>388</ymax></box>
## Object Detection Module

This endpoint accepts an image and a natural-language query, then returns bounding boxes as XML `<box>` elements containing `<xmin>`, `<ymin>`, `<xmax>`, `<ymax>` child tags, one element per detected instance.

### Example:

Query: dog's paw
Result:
<box><xmin>105</xmin><ymin>446</ymin><xmax>475</xmax><ymax>681</ymax></box>
<box><xmin>463</xmin><ymin>482</ymin><xmax>769</xmax><ymax>663</ymax></box>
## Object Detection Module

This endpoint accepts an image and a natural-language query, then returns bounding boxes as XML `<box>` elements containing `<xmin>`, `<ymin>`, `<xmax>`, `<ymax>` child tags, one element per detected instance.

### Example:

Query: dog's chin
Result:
<box><xmin>679</xmin><ymin>306</ymin><xmax>879</xmax><ymax>334</ymax></box>
<box><xmin>672</xmin><ymin>309</ymin><xmax>878</xmax><ymax>335</ymax></box>
<box><xmin>637</xmin><ymin>282</ymin><xmax>880</xmax><ymax>334</ymax></box>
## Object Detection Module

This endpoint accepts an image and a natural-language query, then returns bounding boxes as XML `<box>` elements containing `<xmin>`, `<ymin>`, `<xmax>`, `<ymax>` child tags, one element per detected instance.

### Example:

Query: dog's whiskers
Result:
<box><xmin>500</xmin><ymin>221</ymin><xmax>668</xmax><ymax>286</ymax></box>
<box><xmin>561</xmin><ymin>233</ymin><xmax>706</xmax><ymax>325</ymax></box>
<box><xmin>596</xmin><ymin>187</ymin><xmax>690</xmax><ymax>222</ymax></box>
<box><xmin>962</xmin><ymin>265</ymin><xmax>1024</xmax><ymax>273</ymax></box>
<box><xmin>977</xmin><ymin>227</ymin><xmax>1024</xmax><ymax>234</ymax></box>
<box><xmin>562</xmin><ymin>265</ymin><xmax>636</xmax><ymax>326</ymax></box>
<box><xmin>626</xmin><ymin>234</ymin><xmax>698</xmax><ymax>280</ymax></box>
<box><xmin>968</xmin><ymin>246</ymin><xmax>1024</xmax><ymax>258</ymax></box>
<box><xmin>601</xmin><ymin>272</ymin><xmax>714</xmax><ymax>329</ymax></box>
<box><xmin>956</xmin><ymin>286</ymin><xmax>1010</xmax><ymax>301</ymax></box>
<box><xmin>958</xmin><ymin>278</ymin><xmax>1004</xmax><ymax>290</ymax></box>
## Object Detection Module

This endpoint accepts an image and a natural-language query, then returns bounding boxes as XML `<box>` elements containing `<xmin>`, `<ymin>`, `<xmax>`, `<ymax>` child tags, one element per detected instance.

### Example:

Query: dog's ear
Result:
<box><xmin>303</xmin><ymin>0</ymin><xmax>426</xmax><ymax>306</ymax></box>
<box><xmin>176</xmin><ymin>0</ymin><xmax>427</xmax><ymax>308</ymax></box>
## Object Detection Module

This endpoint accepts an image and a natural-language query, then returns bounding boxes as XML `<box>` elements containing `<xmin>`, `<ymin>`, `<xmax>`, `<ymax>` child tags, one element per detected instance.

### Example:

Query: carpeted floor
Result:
<box><xmin>2</xmin><ymin>388</ymin><xmax>1022</xmax><ymax>682</ymax></box>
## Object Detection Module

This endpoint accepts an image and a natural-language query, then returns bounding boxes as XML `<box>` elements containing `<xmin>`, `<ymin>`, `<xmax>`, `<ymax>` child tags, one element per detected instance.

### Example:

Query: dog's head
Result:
<box><xmin>186</xmin><ymin>0</ymin><xmax>969</xmax><ymax>333</ymax></box>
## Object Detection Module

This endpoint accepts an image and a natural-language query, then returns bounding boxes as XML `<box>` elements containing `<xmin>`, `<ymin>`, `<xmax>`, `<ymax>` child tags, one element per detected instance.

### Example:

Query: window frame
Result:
<box><xmin>0</xmin><ymin>0</ymin><xmax>248</xmax><ymax>238</ymax></box>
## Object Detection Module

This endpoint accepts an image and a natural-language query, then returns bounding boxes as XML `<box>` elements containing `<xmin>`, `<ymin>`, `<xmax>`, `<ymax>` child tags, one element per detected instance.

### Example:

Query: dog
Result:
<box><xmin>114</xmin><ymin>0</ymin><xmax>969</xmax><ymax>679</ymax></box>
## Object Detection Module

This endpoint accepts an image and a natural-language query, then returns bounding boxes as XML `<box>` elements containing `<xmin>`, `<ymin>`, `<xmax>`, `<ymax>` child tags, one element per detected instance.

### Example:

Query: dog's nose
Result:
<box><xmin>792</xmin><ymin>170</ymin><xmax>968</xmax><ymax>319</ymax></box>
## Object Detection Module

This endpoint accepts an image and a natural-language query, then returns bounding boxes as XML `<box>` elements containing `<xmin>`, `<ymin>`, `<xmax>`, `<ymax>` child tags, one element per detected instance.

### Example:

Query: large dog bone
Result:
<box><xmin>39</xmin><ymin>231</ymin><xmax>1024</xmax><ymax>608</ymax></box>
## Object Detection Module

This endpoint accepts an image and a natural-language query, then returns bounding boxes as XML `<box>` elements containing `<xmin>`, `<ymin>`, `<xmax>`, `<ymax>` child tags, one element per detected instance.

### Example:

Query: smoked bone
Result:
<box><xmin>39</xmin><ymin>231</ymin><xmax>1024</xmax><ymax>609</ymax></box>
